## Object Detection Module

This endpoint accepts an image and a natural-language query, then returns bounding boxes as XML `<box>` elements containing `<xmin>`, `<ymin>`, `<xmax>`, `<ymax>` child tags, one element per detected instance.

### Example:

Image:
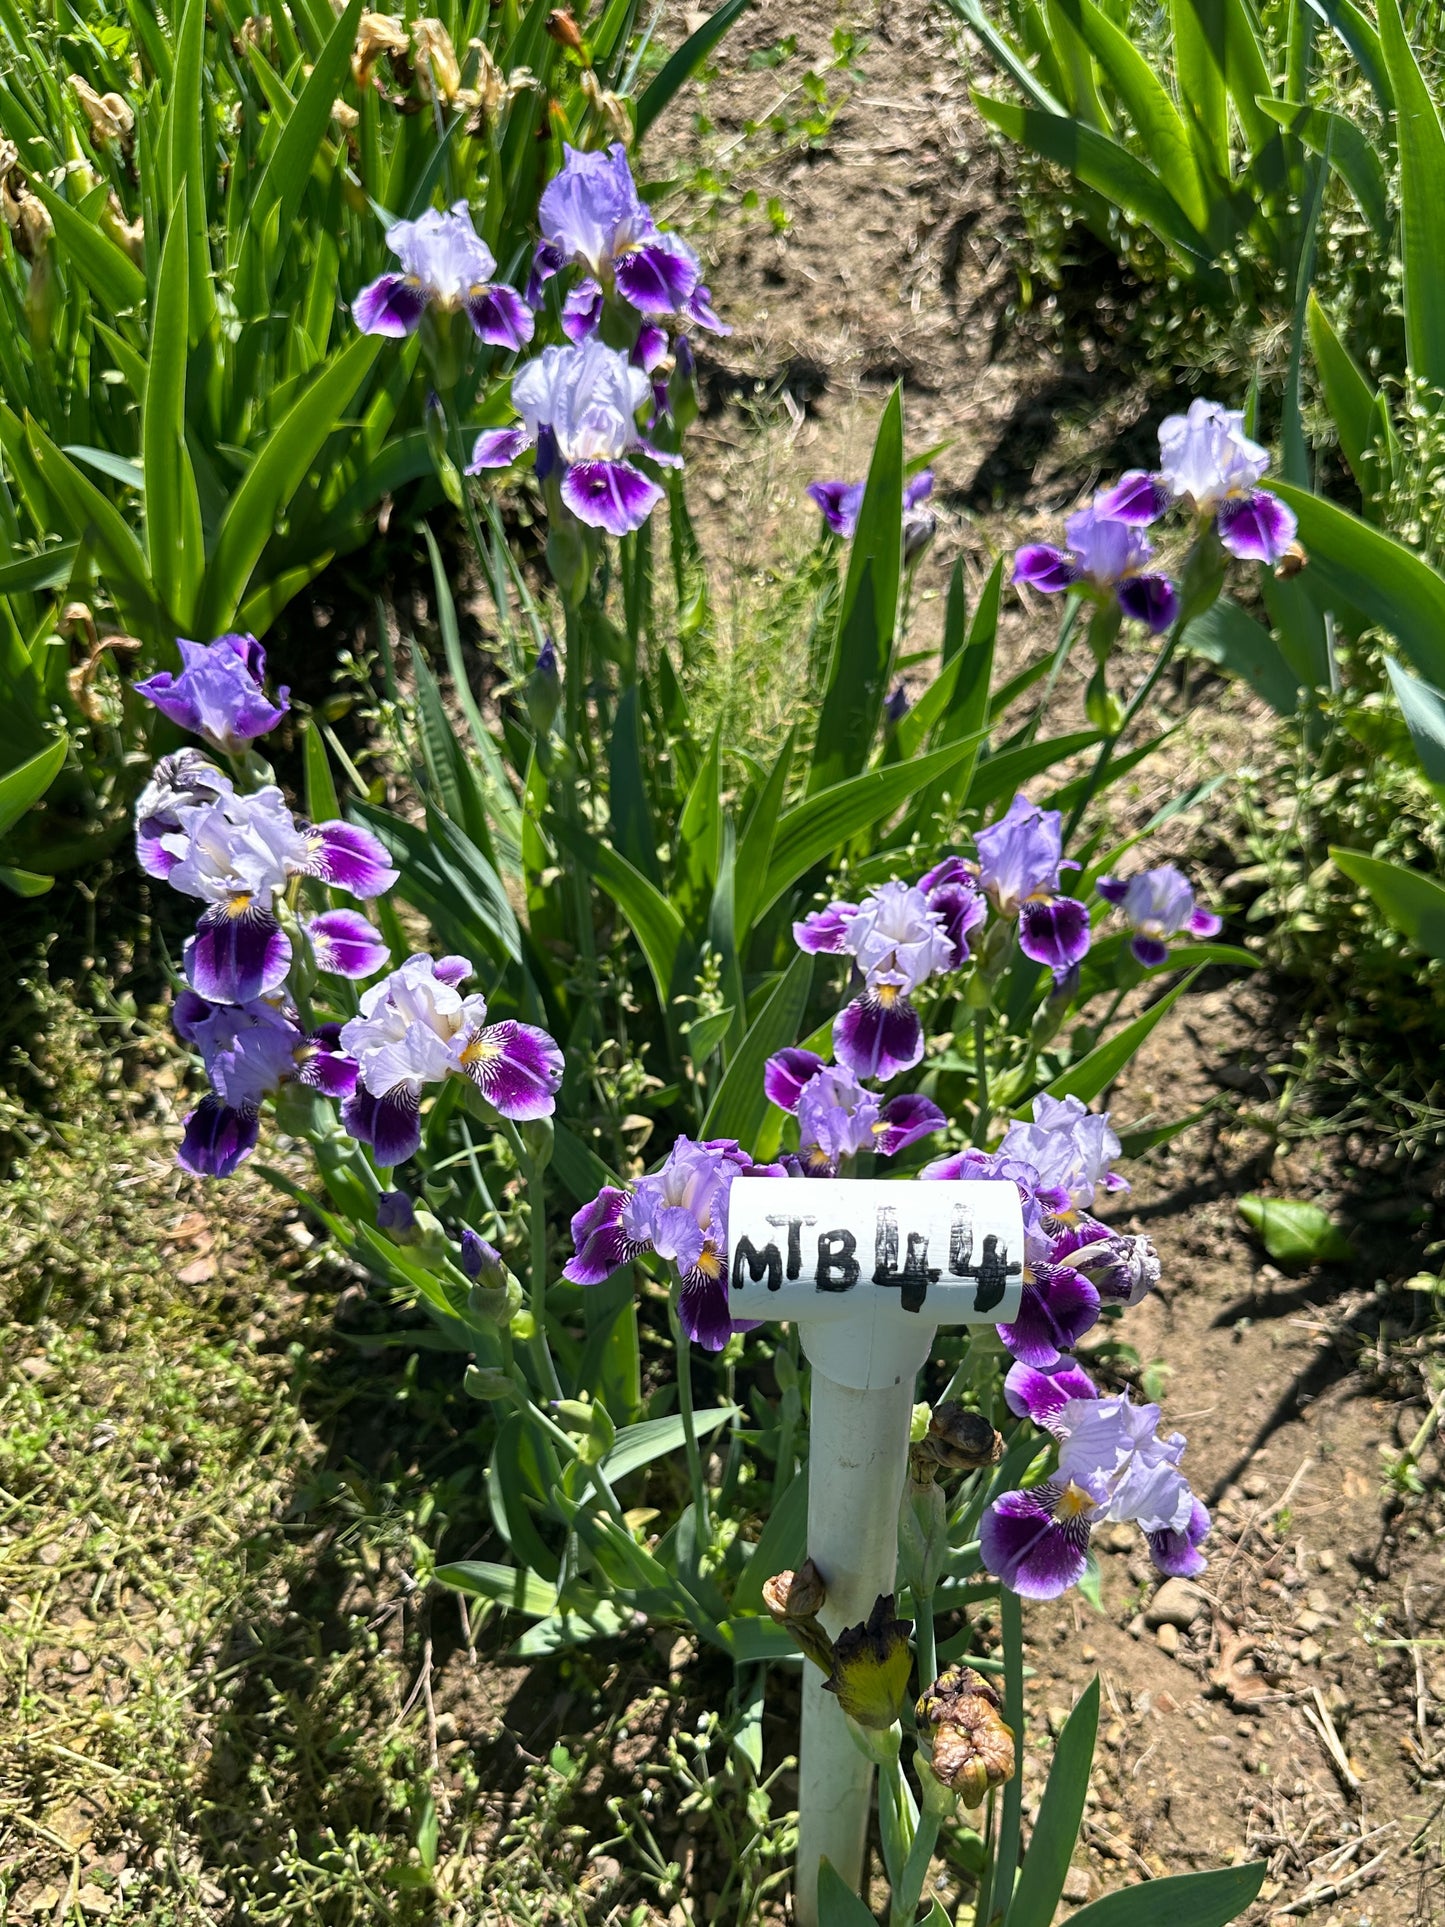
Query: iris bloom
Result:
<box><xmin>1051</xmin><ymin>1216</ymin><xmax>1160</xmax><ymax>1308</ymax></box>
<box><xmin>1013</xmin><ymin>504</ymin><xmax>1178</xmax><ymax>634</ymax></box>
<box><xmin>153</xmin><ymin>775</ymin><xmax>397</xmax><ymax>1005</ymax></box>
<box><xmin>1099</xmin><ymin>399</ymin><xmax>1298</xmax><ymax>565</ymax></box>
<box><xmin>795</xmin><ymin>872</ymin><xmax>982</xmax><ymax>1081</ymax></box>
<box><xmin>338</xmin><ymin>953</ymin><xmax>564</xmax><ymax>1166</ymax></box>
<box><xmin>808</xmin><ymin>470</ymin><xmax>937</xmax><ymax>562</ymax></box>
<box><xmin>981</xmin><ymin>1386</ymin><xmax>1209</xmax><ymax>1599</ymax></box>
<box><xmin>173</xmin><ymin>991</ymin><xmax>357</xmax><ymax>1178</ymax></box>
<box><xmin>353</xmin><ymin>202</ymin><xmax>534</xmax><ymax>349</ymax></box>
<box><xmin>763</xmin><ymin>1050</ymin><xmax>944</xmax><ymax>1174</ymax></box>
<box><xmin>134</xmin><ymin>634</ymin><xmax>288</xmax><ymax>754</ymax></box>
<box><xmin>1097</xmin><ymin>862</ymin><xmax>1223</xmax><ymax>967</ymax></box>
<box><xmin>997</xmin><ymin>1093</ymin><xmax>1125</xmax><ymax>1217</ymax></box>
<box><xmin>975</xmin><ymin>794</ymin><xmax>1091</xmax><ymax>977</ymax></box>
<box><xmin>564</xmin><ymin>1135</ymin><xmax>779</xmax><ymax>1349</ymax></box>
<box><xmin>467</xmin><ymin>338</ymin><xmax>673</xmax><ymax>535</ymax></box>
<box><xmin>529</xmin><ymin>143</ymin><xmax>725</xmax><ymax>336</ymax></box>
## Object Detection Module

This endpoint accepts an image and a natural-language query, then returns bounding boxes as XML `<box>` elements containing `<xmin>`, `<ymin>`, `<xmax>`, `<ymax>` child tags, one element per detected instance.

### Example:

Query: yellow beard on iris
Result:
<box><xmin>1055</xmin><ymin>1480</ymin><xmax>1096</xmax><ymax>1520</ymax></box>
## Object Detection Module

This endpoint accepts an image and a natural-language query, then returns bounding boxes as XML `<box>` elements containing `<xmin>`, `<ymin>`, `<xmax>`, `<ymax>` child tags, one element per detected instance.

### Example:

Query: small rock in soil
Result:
<box><xmin>1062</xmin><ymin>1868</ymin><xmax>1091</xmax><ymax>1903</ymax></box>
<box><xmin>1155</xmin><ymin>1623</ymin><xmax>1181</xmax><ymax>1655</ymax></box>
<box><xmin>1145</xmin><ymin>1578</ymin><xmax>1206</xmax><ymax>1629</ymax></box>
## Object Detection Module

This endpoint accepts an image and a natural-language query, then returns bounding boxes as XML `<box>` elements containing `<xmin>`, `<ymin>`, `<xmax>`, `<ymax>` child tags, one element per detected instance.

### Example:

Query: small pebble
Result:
<box><xmin>1155</xmin><ymin>1623</ymin><xmax>1181</xmax><ymax>1656</ymax></box>
<box><xmin>1316</xmin><ymin>1549</ymin><xmax>1336</xmax><ymax>1572</ymax></box>
<box><xmin>1299</xmin><ymin>1636</ymin><xmax>1323</xmax><ymax>1666</ymax></box>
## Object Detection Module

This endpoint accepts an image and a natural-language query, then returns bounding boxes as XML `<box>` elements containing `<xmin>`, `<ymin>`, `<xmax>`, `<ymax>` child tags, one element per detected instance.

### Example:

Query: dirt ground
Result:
<box><xmin>3</xmin><ymin>0</ymin><xmax>1443</xmax><ymax>1923</ymax></box>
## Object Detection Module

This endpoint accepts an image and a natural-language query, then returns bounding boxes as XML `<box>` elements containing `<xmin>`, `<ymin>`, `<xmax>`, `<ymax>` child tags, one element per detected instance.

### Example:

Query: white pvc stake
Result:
<box><xmin>726</xmin><ymin>1177</ymin><xmax>1025</xmax><ymax>1927</ymax></box>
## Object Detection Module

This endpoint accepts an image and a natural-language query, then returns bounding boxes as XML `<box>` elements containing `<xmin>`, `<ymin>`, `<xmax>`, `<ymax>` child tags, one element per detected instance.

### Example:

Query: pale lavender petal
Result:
<box><xmin>460</xmin><ymin>1019</ymin><xmax>564</xmax><ymax>1119</ymax></box>
<box><xmin>560</xmin><ymin>459</ymin><xmax>662</xmax><ymax>534</ymax></box>
<box><xmin>433</xmin><ymin>955</ymin><xmax>474</xmax><ymax>987</ymax></box>
<box><xmin>981</xmin><ymin>1483</ymin><xmax>1093</xmax><ymax>1600</ymax></box>
<box><xmin>467</xmin><ymin>426</ymin><xmax>532</xmax><ymax>472</ymax></box>
<box><xmin>184</xmin><ymin>905</ymin><xmax>292</xmax><ymax>1005</ymax></box>
<box><xmin>353</xmin><ymin>273</ymin><xmax>427</xmax><ymax>336</ymax></box>
<box><xmin>1217</xmin><ymin>489</ymin><xmax>1297</xmax><ymax>564</ymax></box>
<box><xmin>1018</xmin><ymin>895</ymin><xmax>1091</xmax><ymax>972</ymax></box>
<box><xmin>178</xmin><ymin>1097</ymin><xmax>260</xmax><ymax>1178</ymax></box>
<box><xmin>465</xmin><ymin>283</ymin><xmax>535</xmax><ymax>350</ymax></box>
<box><xmin>308</xmin><ymin>908</ymin><xmax>390</xmax><ymax>980</ymax></box>
<box><xmin>904</xmin><ymin>470</ymin><xmax>935</xmax><ymax>509</ymax></box>
<box><xmin>763</xmin><ymin>1047</ymin><xmax>825</xmax><ymax>1114</ymax></box>
<box><xmin>833</xmin><ymin>994</ymin><xmax>924</xmax><ymax>1082</ymax></box>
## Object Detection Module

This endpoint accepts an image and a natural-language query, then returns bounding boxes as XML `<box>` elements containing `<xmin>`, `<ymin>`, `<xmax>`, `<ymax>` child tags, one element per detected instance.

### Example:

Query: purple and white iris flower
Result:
<box><xmin>353</xmin><ymin>203</ymin><xmax>534</xmax><ymax>349</ymax></box>
<box><xmin>1013</xmin><ymin>503</ymin><xmax>1179</xmax><ymax>635</ymax></box>
<box><xmin>795</xmin><ymin>875</ymin><xmax>974</xmax><ymax>1081</ymax></box>
<box><xmin>530</xmin><ymin>143</ymin><xmax>725</xmax><ymax>336</ymax></box>
<box><xmin>151</xmin><ymin>776</ymin><xmax>398</xmax><ymax>1005</ymax></box>
<box><xmin>467</xmin><ymin>338</ymin><xmax>672</xmax><ymax>535</ymax></box>
<box><xmin>1098</xmin><ymin>399</ymin><xmax>1298</xmax><ymax>565</ymax></box>
<box><xmin>172</xmin><ymin>990</ymin><xmax>358</xmax><ymax>1179</ymax></box>
<box><xmin>998</xmin><ymin>1093</ymin><xmax>1126</xmax><ymax>1217</ymax></box>
<box><xmin>134</xmin><ymin>634</ymin><xmax>289</xmax><ymax>755</ymax></box>
<box><xmin>808</xmin><ymin>470</ymin><xmax>937</xmax><ymax>562</ymax></box>
<box><xmin>564</xmin><ymin>1135</ymin><xmax>775</xmax><ymax>1350</ymax></box>
<box><xmin>338</xmin><ymin>953</ymin><xmax>563</xmax><ymax>1167</ymax></box>
<box><xmin>980</xmin><ymin>1387</ymin><xmax>1209</xmax><ymax>1599</ymax></box>
<box><xmin>763</xmin><ymin>1050</ymin><xmax>945</xmax><ymax>1174</ymax></box>
<box><xmin>974</xmin><ymin>794</ymin><xmax>1091</xmax><ymax>977</ymax></box>
<box><xmin>1050</xmin><ymin>1217</ymin><xmax>1161</xmax><ymax>1308</ymax></box>
<box><xmin>1097</xmin><ymin>862</ymin><xmax>1223</xmax><ymax>967</ymax></box>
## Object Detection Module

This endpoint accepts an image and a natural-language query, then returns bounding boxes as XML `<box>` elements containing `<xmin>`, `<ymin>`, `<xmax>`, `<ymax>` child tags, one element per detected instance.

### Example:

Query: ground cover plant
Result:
<box><xmin>4</xmin><ymin>0</ymin><xmax>1445</xmax><ymax>1921</ymax></box>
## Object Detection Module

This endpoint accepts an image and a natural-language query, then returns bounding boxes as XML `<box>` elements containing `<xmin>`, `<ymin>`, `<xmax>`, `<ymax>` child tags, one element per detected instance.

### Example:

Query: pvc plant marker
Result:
<box><xmin>726</xmin><ymin>1176</ymin><xmax>1025</xmax><ymax>1925</ymax></box>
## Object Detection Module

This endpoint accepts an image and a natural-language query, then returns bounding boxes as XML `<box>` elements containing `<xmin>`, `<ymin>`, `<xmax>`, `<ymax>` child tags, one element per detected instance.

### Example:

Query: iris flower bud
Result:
<box><xmin>762</xmin><ymin>1561</ymin><xmax>835</xmax><ymax>1674</ymax></box>
<box><xmin>924</xmin><ymin>1401</ymin><xmax>1004</xmax><ymax>1474</ymax></box>
<box><xmin>915</xmin><ymin>1665</ymin><xmax>1016</xmax><ymax>1807</ymax></box>
<box><xmin>823</xmin><ymin>1593</ymin><xmax>913</xmax><ymax>1731</ymax></box>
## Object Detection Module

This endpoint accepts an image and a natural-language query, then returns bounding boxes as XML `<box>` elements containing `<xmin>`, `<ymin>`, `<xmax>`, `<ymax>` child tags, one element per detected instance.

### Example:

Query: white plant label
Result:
<box><xmin>725</xmin><ymin>1177</ymin><xmax>1024</xmax><ymax>1327</ymax></box>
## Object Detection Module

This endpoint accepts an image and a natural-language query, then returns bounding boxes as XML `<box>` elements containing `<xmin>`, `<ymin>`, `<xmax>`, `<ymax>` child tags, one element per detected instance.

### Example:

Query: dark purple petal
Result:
<box><xmin>302</xmin><ymin>1028</ymin><xmax>359</xmax><ymax>1099</ymax></box>
<box><xmin>342</xmin><ymin>1085</ymin><xmax>421</xmax><ymax>1167</ymax></box>
<box><xmin>806</xmin><ymin>481</ymin><xmax>862</xmax><ymax>538</ymax></box>
<box><xmin>525</xmin><ymin>241</ymin><xmax>565</xmax><ymax>306</ymax></box>
<box><xmin>353</xmin><ymin>273</ymin><xmax>428</xmax><ymax>337</ymax></box>
<box><xmin>460</xmin><ymin>1229</ymin><xmax>503</xmax><ymax>1281</ymax></box>
<box><xmin>1095</xmin><ymin>875</ymin><xmax>1129</xmax><ymax>905</ymax></box>
<box><xmin>1217</xmin><ymin>489</ymin><xmax>1297</xmax><ymax>564</ymax></box>
<box><xmin>305</xmin><ymin>820</ymin><xmax>398</xmax><ymax>897</ymax></box>
<box><xmin>1094</xmin><ymin>469</ymin><xmax>1169</xmax><ymax>524</ymax></box>
<box><xmin>792</xmin><ymin>902</ymin><xmax>856</xmax><ymax>953</ymax></box>
<box><xmin>1116</xmin><ymin>571</ymin><xmax>1178</xmax><ymax>633</ymax></box>
<box><xmin>1187</xmin><ymin>907</ymin><xmax>1222</xmax><ymax>937</ymax></box>
<box><xmin>677</xmin><ymin>1270</ymin><xmax>734</xmax><ymax>1351</ymax></box>
<box><xmin>1012</xmin><ymin>544</ymin><xmax>1078</xmax><ymax>593</ymax></box>
<box><xmin>561</xmin><ymin>277</ymin><xmax>604</xmax><ymax>341</ymax></box>
<box><xmin>1003</xmin><ymin>1359</ymin><xmax>1099</xmax><ymax>1432</ymax></box>
<box><xmin>564</xmin><ymin>1186</ymin><xmax>630</xmax><ymax>1286</ymax></box>
<box><xmin>307</xmin><ymin>908</ymin><xmax>390</xmax><ymax>980</ymax></box>
<box><xmin>763</xmin><ymin>1047</ymin><xmax>825</xmax><ymax>1114</ymax></box>
<box><xmin>1018</xmin><ymin>896</ymin><xmax>1091</xmax><ymax>973</ymax></box>
<box><xmin>833</xmin><ymin>994</ymin><xmax>924</xmax><ymax>1082</ymax></box>
<box><xmin>919</xmin><ymin>854</ymin><xmax>972</xmax><ymax>892</ymax></box>
<box><xmin>685</xmin><ymin>283</ymin><xmax>727</xmax><ymax>333</ymax></box>
<box><xmin>460</xmin><ymin>1020</ymin><xmax>564</xmax><ymax>1120</ymax></box>
<box><xmin>875</xmin><ymin>1091</ymin><xmax>946</xmax><ymax>1156</ymax></box>
<box><xmin>997</xmin><ymin>1265</ymin><xmax>1100</xmax><ymax>1368</ymax></box>
<box><xmin>184</xmin><ymin>904</ymin><xmax>291</xmax><ymax>1005</ymax></box>
<box><xmin>178</xmin><ymin>1097</ymin><xmax>260</xmax><ymax>1178</ymax></box>
<box><xmin>465</xmin><ymin>283</ymin><xmax>535</xmax><ymax>350</ymax></box>
<box><xmin>613</xmin><ymin>239</ymin><xmax>698</xmax><ymax>313</ymax></box>
<box><xmin>172</xmin><ymin>988</ymin><xmax>216</xmax><ymax>1044</ymax></box>
<box><xmin>560</xmin><ymin>459</ymin><xmax>662</xmax><ymax>535</ymax></box>
<box><xmin>1130</xmin><ymin>934</ymin><xmax>1171</xmax><ymax>968</ymax></box>
<box><xmin>928</xmin><ymin>879</ymin><xmax>988</xmax><ymax>967</ymax></box>
<box><xmin>1147</xmin><ymin>1497</ymin><xmax>1210</xmax><ymax>1578</ymax></box>
<box><xmin>980</xmin><ymin>1483</ymin><xmax>1093</xmax><ymax>1600</ymax></box>
<box><xmin>377</xmin><ymin>1190</ymin><xmax>415</xmax><ymax>1232</ymax></box>
<box><xmin>633</xmin><ymin>322</ymin><xmax>670</xmax><ymax>372</ymax></box>
<box><xmin>466</xmin><ymin>426</ymin><xmax>532</xmax><ymax>473</ymax></box>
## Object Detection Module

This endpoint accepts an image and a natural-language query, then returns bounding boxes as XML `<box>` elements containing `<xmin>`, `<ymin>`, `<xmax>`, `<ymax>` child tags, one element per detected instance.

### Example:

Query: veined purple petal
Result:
<box><xmin>178</xmin><ymin>1097</ymin><xmax>260</xmax><ymax>1178</ymax></box>
<box><xmin>560</xmin><ymin>459</ymin><xmax>662</xmax><ymax>535</ymax></box>
<box><xmin>1130</xmin><ymin>934</ymin><xmax>1171</xmax><ymax>968</ymax></box>
<box><xmin>1018</xmin><ymin>895</ymin><xmax>1091</xmax><ymax>973</ymax></box>
<box><xmin>467</xmin><ymin>425</ymin><xmax>533</xmax><ymax>472</ymax></box>
<box><xmin>1004</xmin><ymin>1359</ymin><xmax>1099</xmax><ymax>1433</ymax></box>
<box><xmin>561</xmin><ymin>277</ymin><xmax>604</xmax><ymax>342</ymax></box>
<box><xmin>928</xmin><ymin>878</ymin><xmax>987</xmax><ymax>967</ymax></box>
<box><xmin>308</xmin><ymin>908</ymin><xmax>390</xmax><ymax>980</ymax></box>
<box><xmin>184</xmin><ymin>904</ymin><xmax>291</xmax><ymax>1005</ymax></box>
<box><xmin>614</xmin><ymin>238</ymin><xmax>698</xmax><ymax>313</ymax></box>
<box><xmin>342</xmin><ymin>1084</ymin><xmax>422</xmax><ymax>1167</ymax></box>
<box><xmin>833</xmin><ymin>993</ymin><xmax>924</xmax><ymax>1082</ymax></box>
<box><xmin>564</xmin><ymin>1186</ymin><xmax>631</xmax><ymax>1285</ymax></box>
<box><xmin>433</xmin><ymin>955</ymin><xmax>473</xmax><ymax>987</ymax></box>
<box><xmin>677</xmin><ymin>1268</ymin><xmax>734</xmax><ymax>1351</ymax></box>
<box><xmin>1012</xmin><ymin>544</ymin><xmax>1078</xmax><ymax>593</ymax></box>
<box><xmin>1117</xmin><ymin>571</ymin><xmax>1178</xmax><ymax>633</ymax></box>
<box><xmin>460</xmin><ymin>1019</ymin><xmax>564</xmax><ymax>1119</ymax></box>
<box><xmin>764</xmin><ymin>1047</ymin><xmax>825</xmax><ymax>1114</ymax></box>
<box><xmin>301</xmin><ymin>1025</ymin><xmax>359</xmax><ymax>1099</ymax></box>
<box><xmin>1094</xmin><ymin>469</ymin><xmax>1169</xmax><ymax>524</ymax></box>
<box><xmin>306</xmin><ymin>820</ymin><xmax>398</xmax><ymax>897</ymax></box>
<box><xmin>793</xmin><ymin>902</ymin><xmax>856</xmax><ymax>954</ymax></box>
<box><xmin>1217</xmin><ymin>489</ymin><xmax>1297</xmax><ymax>564</ymax></box>
<box><xmin>874</xmin><ymin>1091</ymin><xmax>946</xmax><ymax>1157</ymax></box>
<box><xmin>526</xmin><ymin>241</ymin><xmax>565</xmax><ymax>306</ymax></box>
<box><xmin>354</xmin><ymin>273</ymin><xmax>428</xmax><ymax>337</ymax></box>
<box><xmin>980</xmin><ymin>1482</ymin><xmax>1093</xmax><ymax>1600</ymax></box>
<box><xmin>1147</xmin><ymin>1497</ymin><xmax>1210</xmax><ymax>1579</ymax></box>
<box><xmin>997</xmin><ymin>1265</ymin><xmax>1100</xmax><ymax>1368</ymax></box>
<box><xmin>465</xmin><ymin>283</ymin><xmax>535</xmax><ymax>350</ymax></box>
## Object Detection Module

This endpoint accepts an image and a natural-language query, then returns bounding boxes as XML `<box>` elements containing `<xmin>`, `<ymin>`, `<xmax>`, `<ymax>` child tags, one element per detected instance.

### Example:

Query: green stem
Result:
<box><xmin>525</xmin><ymin>1154</ymin><xmax>564</xmax><ymax>1403</ymax></box>
<box><xmin>971</xmin><ymin>1009</ymin><xmax>991</xmax><ymax>1147</ymax></box>
<box><xmin>1062</xmin><ymin>626</ymin><xmax>1182</xmax><ymax>847</ymax></box>
<box><xmin>973</xmin><ymin>1788</ymin><xmax>998</xmax><ymax>1927</ymax></box>
<box><xmin>560</xmin><ymin>598</ymin><xmax>599</xmax><ymax>982</ymax></box>
<box><xmin>669</xmin><ymin>1297</ymin><xmax>711</xmax><ymax>1540</ymax></box>
<box><xmin>915</xmin><ymin>1591</ymin><xmax>938</xmax><ymax>1692</ymax></box>
<box><xmin>877</xmin><ymin>1749</ymin><xmax>908</xmax><ymax>1892</ymax></box>
<box><xmin>891</xmin><ymin>1808</ymin><xmax>943</xmax><ymax>1927</ymax></box>
<box><xmin>991</xmin><ymin>1587</ymin><xmax>1026</xmax><ymax>1923</ymax></box>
